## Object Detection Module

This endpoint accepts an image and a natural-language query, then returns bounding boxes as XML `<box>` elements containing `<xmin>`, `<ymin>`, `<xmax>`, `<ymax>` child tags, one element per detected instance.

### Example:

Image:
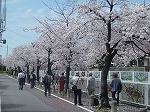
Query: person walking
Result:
<box><xmin>59</xmin><ymin>73</ymin><xmax>65</xmax><ymax>93</ymax></box>
<box><xmin>18</xmin><ymin>70</ymin><xmax>25</xmax><ymax>90</ymax></box>
<box><xmin>71</xmin><ymin>72</ymin><xmax>84</xmax><ymax>106</ymax></box>
<box><xmin>30</xmin><ymin>71</ymin><xmax>36</xmax><ymax>88</ymax></box>
<box><xmin>22</xmin><ymin>70</ymin><xmax>26</xmax><ymax>85</ymax></box>
<box><xmin>86</xmin><ymin>73</ymin><xmax>96</xmax><ymax>96</ymax></box>
<box><xmin>43</xmin><ymin>72</ymin><xmax>52</xmax><ymax>97</ymax></box>
<box><xmin>110</xmin><ymin>72</ymin><xmax>122</xmax><ymax>104</ymax></box>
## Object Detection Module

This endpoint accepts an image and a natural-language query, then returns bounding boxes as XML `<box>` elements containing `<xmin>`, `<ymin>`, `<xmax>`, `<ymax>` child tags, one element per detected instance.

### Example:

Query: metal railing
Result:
<box><xmin>69</xmin><ymin>71</ymin><xmax>150</xmax><ymax>107</ymax></box>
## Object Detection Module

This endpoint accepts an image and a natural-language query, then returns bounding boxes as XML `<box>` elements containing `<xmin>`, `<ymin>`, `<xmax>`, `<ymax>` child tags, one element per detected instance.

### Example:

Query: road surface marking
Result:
<box><xmin>8</xmin><ymin>75</ymin><xmax>94</xmax><ymax>112</ymax></box>
<box><xmin>0</xmin><ymin>96</ymin><xmax>1</xmax><ymax>112</ymax></box>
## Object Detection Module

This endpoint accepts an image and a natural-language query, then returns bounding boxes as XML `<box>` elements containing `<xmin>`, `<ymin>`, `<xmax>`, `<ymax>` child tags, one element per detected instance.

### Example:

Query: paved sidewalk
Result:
<box><xmin>5</xmin><ymin>75</ymin><xmax>150</xmax><ymax>112</ymax></box>
<box><xmin>6</xmin><ymin>75</ymin><xmax>93</xmax><ymax>112</ymax></box>
<box><xmin>36</xmin><ymin>84</ymin><xmax>150</xmax><ymax>112</ymax></box>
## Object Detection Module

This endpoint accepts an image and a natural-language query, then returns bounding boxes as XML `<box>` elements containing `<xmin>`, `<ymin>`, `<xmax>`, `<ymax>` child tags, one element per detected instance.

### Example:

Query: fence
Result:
<box><xmin>69</xmin><ymin>71</ymin><xmax>150</xmax><ymax>107</ymax></box>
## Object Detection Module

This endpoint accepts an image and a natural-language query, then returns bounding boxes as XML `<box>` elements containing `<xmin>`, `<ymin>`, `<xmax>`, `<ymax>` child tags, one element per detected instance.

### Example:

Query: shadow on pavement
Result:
<box><xmin>2</xmin><ymin>104</ymin><xmax>24</xmax><ymax>110</ymax></box>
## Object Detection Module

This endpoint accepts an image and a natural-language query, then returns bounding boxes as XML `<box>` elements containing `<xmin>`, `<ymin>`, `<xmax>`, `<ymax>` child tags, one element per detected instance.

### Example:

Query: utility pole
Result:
<box><xmin>0</xmin><ymin>0</ymin><xmax>6</xmax><ymax>44</ymax></box>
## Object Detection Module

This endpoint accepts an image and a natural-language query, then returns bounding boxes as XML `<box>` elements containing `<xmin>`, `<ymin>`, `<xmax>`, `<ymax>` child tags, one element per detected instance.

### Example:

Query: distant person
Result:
<box><xmin>22</xmin><ymin>70</ymin><xmax>26</xmax><ymax>85</ymax></box>
<box><xmin>59</xmin><ymin>73</ymin><xmax>65</xmax><ymax>93</ymax></box>
<box><xmin>54</xmin><ymin>74</ymin><xmax>59</xmax><ymax>90</ymax></box>
<box><xmin>39</xmin><ymin>76</ymin><xmax>44</xmax><ymax>87</ymax></box>
<box><xmin>30</xmin><ymin>71</ymin><xmax>36</xmax><ymax>88</ymax></box>
<box><xmin>110</xmin><ymin>72</ymin><xmax>122</xmax><ymax>104</ymax></box>
<box><xmin>71</xmin><ymin>72</ymin><xmax>84</xmax><ymax>106</ymax></box>
<box><xmin>86</xmin><ymin>73</ymin><xmax>96</xmax><ymax>96</ymax></box>
<box><xmin>18</xmin><ymin>70</ymin><xmax>25</xmax><ymax>90</ymax></box>
<box><xmin>43</xmin><ymin>72</ymin><xmax>52</xmax><ymax>97</ymax></box>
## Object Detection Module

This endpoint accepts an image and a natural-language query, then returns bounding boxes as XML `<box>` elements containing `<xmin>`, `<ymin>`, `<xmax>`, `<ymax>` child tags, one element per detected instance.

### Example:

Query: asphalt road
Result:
<box><xmin>0</xmin><ymin>74</ymin><xmax>91</xmax><ymax>112</ymax></box>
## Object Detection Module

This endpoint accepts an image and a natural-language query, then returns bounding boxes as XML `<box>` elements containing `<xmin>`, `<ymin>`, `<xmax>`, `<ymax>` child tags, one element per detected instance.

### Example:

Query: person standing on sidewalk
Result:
<box><xmin>54</xmin><ymin>74</ymin><xmax>59</xmax><ymax>90</ymax></box>
<box><xmin>71</xmin><ymin>72</ymin><xmax>84</xmax><ymax>106</ymax></box>
<box><xmin>110</xmin><ymin>72</ymin><xmax>122</xmax><ymax>104</ymax></box>
<box><xmin>18</xmin><ymin>70</ymin><xmax>25</xmax><ymax>90</ymax></box>
<box><xmin>86</xmin><ymin>73</ymin><xmax>96</xmax><ymax>96</ymax></box>
<box><xmin>59</xmin><ymin>72</ymin><xmax>65</xmax><ymax>93</ymax></box>
<box><xmin>43</xmin><ymin>72</ymin><xmax>52</xmax><ymax>97</ymax></box>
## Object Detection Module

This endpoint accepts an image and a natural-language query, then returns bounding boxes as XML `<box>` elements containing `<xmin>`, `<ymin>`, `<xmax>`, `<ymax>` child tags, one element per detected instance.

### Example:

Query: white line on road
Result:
<box><xmin>0</xmin><ymin>96</ymin><xmax>1</xmax><ymax>112</ymax></box>
<box><xmin>7</xmin><ymin>75</ymin><xmax>94</xmax><ymax>112</ymax></box>
<box><xmin>35</xmin><ymin>87</ymin><xmax>94</xmax><ymax>112</ymax></box>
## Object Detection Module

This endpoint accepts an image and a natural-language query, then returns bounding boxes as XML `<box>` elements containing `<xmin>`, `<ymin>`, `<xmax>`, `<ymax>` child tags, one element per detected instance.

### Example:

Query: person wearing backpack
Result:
<box><xmin>110</xmin><ymin>72</ymin><xmax>122</xmax><ymax>105</ymax></box>
<box><xmin>43</xmin><ymin>71</ymin><xmax>52</xmax><ymax>97</ymax></box>
<box><xmin>30</xmin><ymin>71</ymin><xmax>36</xmax><ymax>88</ymax></box>
<box><xmin>18</xmin><ymin>70</ymin><xmax>25</xmax><ymax>90</ymax></box>
<box><xmin>71</xmin><ymin>72</ymin><xmax>84</xmax><ymax>106</ymax></box>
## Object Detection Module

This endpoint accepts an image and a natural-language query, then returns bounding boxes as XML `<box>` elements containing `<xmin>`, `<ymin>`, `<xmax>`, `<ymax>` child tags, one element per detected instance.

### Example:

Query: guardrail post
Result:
<box><xmin>89</xmin><ymin>95</ymin><xmax>94</xmax><ymax>106</ymax></box>
<box><xmin>139</xmin><ymin>108</ymin><xmax>147</xmax><ymax>112</ymax></box>
<box><xmin>144</xmin><ymin>85</ymin><xmax>148</xmax><ymax>107</ymax></box>
<box><xmin>110</xmin><ymin>100</ymin><xmax>117</xmax><ymax>112</ymax></box>
<box><xmin>67</xmin><ymin>89</ymin><xmax>70</xmax><ymax>97</ymax></box>
<box><xmin>52</xmin><ymin>85</ymin><xmax>56</xmax><ymax>93</ymax></box>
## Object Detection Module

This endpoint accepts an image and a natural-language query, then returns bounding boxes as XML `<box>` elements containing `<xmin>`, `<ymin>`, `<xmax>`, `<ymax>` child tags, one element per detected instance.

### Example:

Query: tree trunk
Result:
<box><xmin>65</xmin><ymin>65</ymin><xmax>70</xmax><ymax>93</ymax></box>
<box><xmin>47</xmin><ymin>50</ymin><xmax>51</xmax><ymax>75</ymax></box>
<box><xmin>36</xmin><ymin>65</ymin><xmax>40</xmax><ymax>82</ymax></box>
<box><xmin>47</xmin><ymin>50</ymin><xmax>53</xmax><ymax>76</ymax></box>
<box><xmin>32</xmin><ymin>64</ymin><xmax>35</xmax><ymax>72</ymax></box>
<box><xmin>36</xmin><ymin>59</ymin><xmax>41</xmax><ymax>82</ymax></box>
<box><xmin>14</xmin><ymin>67</ymin><xmax>17</xmax><ymax>76</ymax></box>
<box><xmin>100</xmin><ymin>54</ymin><xmax>113</xmax><ymax>108</ymax></box>
<box><xmin>27</xmin><ymin>64</ymin><xmax>29</xmax><ymax>81</ymax></box>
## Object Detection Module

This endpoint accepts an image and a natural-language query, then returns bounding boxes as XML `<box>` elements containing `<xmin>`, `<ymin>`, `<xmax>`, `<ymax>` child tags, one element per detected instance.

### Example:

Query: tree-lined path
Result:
<box><xmin>0</xmin><ymin>74</ymin><xmax>91</xmax><ymax>112</ymax></box>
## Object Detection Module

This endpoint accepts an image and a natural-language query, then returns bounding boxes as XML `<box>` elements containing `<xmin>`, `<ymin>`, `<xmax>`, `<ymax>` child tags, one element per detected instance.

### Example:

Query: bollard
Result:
<box><xmin>52</xmin><ymin>85</ymin><xmax>56</xmax><ymax>93</ymax></box>
<box><xmin>58</xmin><ymin>85</ymin><xmax>60</xmax><ymax>94</ymax></box>
<box><xmin>67</xmin><ymin>89</ymin><xmax>70</xmax><ymax>97</ymax></box>
<box><xmin>89</xmin><ymin>95</ymin><xmax>94</xmax><ymax>106</ymax></box>
<box><xmin>110</xmin><ymin>101</ymin><xmax>117</xmax><ymax>112</ymax></box>
<box><xmin>139</xmin><ymin>108</ymin><xmax>147</xmax><ymax>112</ymax></box>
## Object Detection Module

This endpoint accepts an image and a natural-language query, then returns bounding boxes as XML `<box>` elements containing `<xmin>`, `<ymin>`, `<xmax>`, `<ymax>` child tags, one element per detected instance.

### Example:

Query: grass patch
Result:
<box><xmin>0</xmin><ymin>70</ymin><xmax>7</xmax><ymax>73</ymax></box>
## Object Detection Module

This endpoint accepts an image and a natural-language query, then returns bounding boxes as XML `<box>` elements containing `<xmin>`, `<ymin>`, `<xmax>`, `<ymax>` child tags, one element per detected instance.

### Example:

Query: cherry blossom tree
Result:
<box><xmin>77</xmin><ymin>0</ymin><xmax>150</xmax><ymax>108</ymax></box>
<box><xmin>8</xmin><ymin>44</ymin><xmax>36</xmax><ymax>79</ymax></box>
<box><xmin>2</xmin><ymin>1</ymin><xmax>150</xmax><ymax>108</ymax></box>
<box><xmin>2</xmin><ymin>54</ymin><xmax>16</xmax><ymax>75</ymax></box>
<box><xmin>32</xmin><ymin>31</ymin><xmax>60</xmax><ymax>80</ymax></box>
<box><xmin>35</xmin><ymin>0</ymin><xmax>87</xmax><ymax>92</ymax></box>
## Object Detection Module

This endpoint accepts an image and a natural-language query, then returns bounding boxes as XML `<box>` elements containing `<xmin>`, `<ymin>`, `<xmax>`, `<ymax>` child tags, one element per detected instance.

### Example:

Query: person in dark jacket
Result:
<box><xmin>30</xmin><ymin>71</ymin><xmax>36</xmax><ymax>88</ymax></box>
<box><xmin>22</xmin><ymin>70</ymin><xmax>26</xmax><ymax>85</ymax></box>
<box><xmin>110</xmin><ymin>72</ymin><xmax>122</xmax><ymax>104</ymax></box>
<box><xmin>43</xmin><ymin>72</ymin><xmax>52</xmax><ymax>97</ymax></box>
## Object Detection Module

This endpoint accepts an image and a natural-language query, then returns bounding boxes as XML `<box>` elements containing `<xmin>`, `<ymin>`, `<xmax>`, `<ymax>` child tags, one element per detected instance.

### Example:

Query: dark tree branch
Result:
<box><xmin>132</xmin><ymin>41</ymin><xmax>150</xmax><ymax>55</ymax></box>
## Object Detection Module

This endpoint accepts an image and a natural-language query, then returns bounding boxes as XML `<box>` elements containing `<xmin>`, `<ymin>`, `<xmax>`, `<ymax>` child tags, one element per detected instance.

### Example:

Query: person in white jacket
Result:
<box><xmin>18</xmin><ymin>70</ymin><xmax>25</xmax><ymax>90</ymax></box>
<box><xmin>71</xmin><ymin>72</ymin><xmax>84</xmax><ymax>106</ymax></box>
<box><xmin>86</xmin><ymin>73</ymin><xmax>95</xmax><ymax>96</ymax></box>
